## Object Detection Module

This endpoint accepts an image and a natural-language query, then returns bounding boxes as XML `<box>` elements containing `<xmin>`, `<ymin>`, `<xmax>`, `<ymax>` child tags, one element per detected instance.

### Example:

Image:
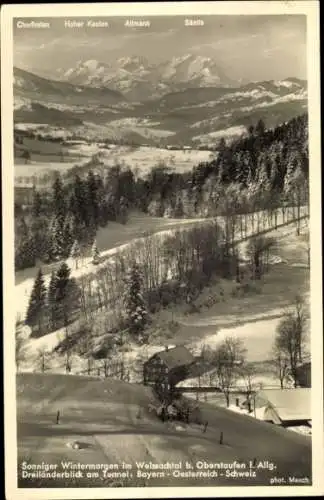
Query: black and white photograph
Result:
<box><xmin>2</xmin><ymin>1</ymin><xmax>323</xmax><ymax>498</ymax></box>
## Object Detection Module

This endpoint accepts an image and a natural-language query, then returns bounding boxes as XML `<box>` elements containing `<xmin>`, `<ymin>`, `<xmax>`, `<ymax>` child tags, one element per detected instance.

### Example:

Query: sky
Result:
<box><xmin>13</xmin><ymin>15</ymin><xmax>307</xmax><ymax>83</ymax></box>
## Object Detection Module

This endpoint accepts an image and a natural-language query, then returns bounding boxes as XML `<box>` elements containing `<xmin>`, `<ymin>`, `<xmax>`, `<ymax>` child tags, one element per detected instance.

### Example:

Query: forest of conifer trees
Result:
<box><xmin>15</xmin><ymin>114</ymin><xmax>308</xmax><ymax>272</ymax></box>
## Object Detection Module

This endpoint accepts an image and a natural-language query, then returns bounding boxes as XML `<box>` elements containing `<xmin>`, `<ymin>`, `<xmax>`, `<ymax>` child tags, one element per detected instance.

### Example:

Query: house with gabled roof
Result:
<box><xmin>143</xmin><ymin>346</ymin><xmax>195</xmax><ymax>400</ymax></box>
<box><xmin>253</xmin><ymin>388</ymin><xmax>311</xmax><ymax>427</ymax></box>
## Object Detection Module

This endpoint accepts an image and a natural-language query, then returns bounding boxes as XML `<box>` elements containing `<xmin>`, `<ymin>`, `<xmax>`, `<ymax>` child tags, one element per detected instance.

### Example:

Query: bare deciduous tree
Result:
<box><xmin>293</xmin><ymin>294</ymin><xmax>308</xmax><ymax>363</ymax></box>
<box><xmin>274</xmin><ymin>295</ymin><xmax>308</xmax><ymax>387</ymax></box>
<box><xmin>240</xmin><ymin>362</ymin><xmax>257</xmax><ymax>399</ymax></box>
<box><xmin>16</xmin><ymin>323</ymin><xmax>28</xmax><ymax>372</ymax></box>
<box><xmin>300</xmin><ymin>231</ymin><xmax>310</xmax><ymax>268</ymax></box>
<box><xmin>271</xmin><ymin>341</ymin><xmax>290</xmax><ymax>389</ymax></box>
<box><xmin>209</xmin><ymin>337</ymin><xmax>247</xmax><ymax>407</ymax></box>
<box><xmin>36</xmin><ymin>348</ymin><xmax>49</xmax><ymax>373</ymax></box>
<box><xmin>246</xmin><ymin>235</ymin><xmax>276</xmax><ymax>279</ymax></box>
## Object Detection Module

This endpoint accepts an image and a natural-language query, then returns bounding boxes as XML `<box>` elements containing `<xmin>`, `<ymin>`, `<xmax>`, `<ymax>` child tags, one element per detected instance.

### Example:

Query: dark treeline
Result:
<box><xmin>143</xmin><ymin>114</ymin><xmax>308</xmax><ymax>217</ymax></box>
<box><xmin>25</xmin><ymin>263</ymin><xmax>80</xmax><ymax>337</ymax></box>
<box><xmin>15</xmin><ymin>114</ymin><xmax>308</xmax><ymax>271</ymax></box>
<box><xmin>15</xmin><ymin>166</ymin><xmax>131</xmax><ymax>270</ymax></box>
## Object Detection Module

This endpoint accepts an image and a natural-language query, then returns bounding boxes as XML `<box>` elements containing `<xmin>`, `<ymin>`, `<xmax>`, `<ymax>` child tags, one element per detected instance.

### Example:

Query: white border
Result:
<box><xmin>2</xmin><ymin>2</ymin><xmax>323</xmax><ymax>499</ymax></box>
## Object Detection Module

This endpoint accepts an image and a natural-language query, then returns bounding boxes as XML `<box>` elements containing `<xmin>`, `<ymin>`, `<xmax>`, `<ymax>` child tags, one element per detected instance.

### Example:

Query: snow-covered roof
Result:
<box><xmin>257</xmin><ymin>388</ymin><xmax>311</xmax><ymax>422</ymax></box>
<box><xmin>148</xmin><ymin>346</ymin><xmax>195</xmax><ymax>370</ymax></box>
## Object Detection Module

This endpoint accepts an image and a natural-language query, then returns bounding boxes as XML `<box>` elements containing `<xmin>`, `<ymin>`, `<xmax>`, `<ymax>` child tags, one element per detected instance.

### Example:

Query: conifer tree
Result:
<box><xmin>70</xmin><ymin>239</ymin><xmax>81</xmax><ymax>269</ymax></box>
<box><xmin>32</xmin><ymin>190</ymin><xmax>42</xmax><ymax>217</ymax></box>
<box><xmin>72</xmin><ymin>175</ymin><xmax>89</xmax><ymax>226</ymax></box>
<box><xmin>91</xmin><ymin>239</ymin><xmax>100</xmax><ymax>265</ymax></box>
<box><xmin>50</xmin><ymin>216</ymin><xmax>64</xmax><ymax>261</ymax></box>
<box><xmin>47</xmin><ymin>271</ymin><xmax>58</xmax><ymax>330</ymax></box>
<box><xmin>55</xmin><ymin>262</ymin><xmax>71</xmax><ymax>325</ymax></box>
<box><xmin>119</xmin><ymin>195</ymin><xmax>128</xmax><ymax>224</ymax></box>
<box><xmin>174</xmin><ymin>195</ymin><xmax>184</xmax><ymax>218</ymax></box>
<box><xmin>86</xmin><ymin>170</ymin><xmax>99</xmax><ymax>228</ymax></box>
<box><xmin>52</xmin><ymin>175</ymin><xmax>66</xmax><ymax>219</ymax></box>
<box><xmin>53</xmin><ymin>262</ymin><xmax>80</xmax><ymax>332</ymax></box>
<box><xmin>123</xmin><ymin>261</ymin><xmax>148</xmax><ymax>338</ymax></box>
<box><xmin>256</xmin><ymin>118</ymin><xmax>266</xmax><ymax>136</ymax></box>
<box><xmin>63</xmin><ymin>215</ymin><xmax>75</xmax><ymax>258</ymax></box>
<box><xmin>25</xmin><ymin>268</ymin><xmax>47</xmax><ymax>335</ymax></box>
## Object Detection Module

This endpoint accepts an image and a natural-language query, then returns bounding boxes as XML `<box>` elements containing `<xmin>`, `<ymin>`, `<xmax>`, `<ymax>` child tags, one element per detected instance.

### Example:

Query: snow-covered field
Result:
<box><xmin>15</xmin><ymin>160</ymin><xmax>88</xmax><ymax>180</ymax></box>
<box><xmin>189</xmin><ymin>316</ymin><xmax>283</xmax><ymax>363</ymax></box>
<box><xmin>104</xmin><ymin>117</ymin><xmax>175</xmax><ymax>138</ymax></box>
<box><xmin>192</xmin><ymin>125</ymin><xmax>247</xmax><ymax>144</ymax></box>
<box><xmin>14</xmin><ymin>142</ymin><xmax>213</xmax><ymax>183</ymax></box>
<box><xmin>66</xmin><ymin>144</ymin><xmax>213</xmax><ymax>175</ymax></box>
<box><xmin>16</xmin><ymin>372</ymin><xmax>311</xmax><ymax>488</ymax></box>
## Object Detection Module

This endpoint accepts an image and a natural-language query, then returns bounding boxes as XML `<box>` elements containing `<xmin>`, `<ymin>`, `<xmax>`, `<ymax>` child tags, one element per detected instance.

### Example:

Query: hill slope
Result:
<box><xmin>17</xmin><ymin>373</ymin><xmax>311</xmax><ymax>487</ymax></box>
<box><xmin>14</xmin><ymin>67</ymin><xmax>125</xmax><ymax>106</ymax></box>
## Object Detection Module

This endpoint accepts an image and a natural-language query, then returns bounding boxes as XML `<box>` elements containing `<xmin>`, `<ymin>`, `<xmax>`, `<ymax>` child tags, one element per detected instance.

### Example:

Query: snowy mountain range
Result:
<box><xmin>56</xmin><ymin>54</ymin><xmax>234</xmax><ymax>101</ymax></box>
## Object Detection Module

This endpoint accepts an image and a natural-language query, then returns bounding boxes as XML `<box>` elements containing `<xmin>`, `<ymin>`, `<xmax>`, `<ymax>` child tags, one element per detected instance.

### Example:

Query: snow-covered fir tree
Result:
<box><xmin>70</xmin><ymin>239</ymin><xmax>81</xmax><ymax>269</ymax></box>
<box><xmin>50</xmin><ymin>216</ymin><xmax>64</xmax><ymax>261</ymax></box>
<box><xmin>62</xmin><ymin>215</ymin><xmax>75</xmax><ymax>258</ymax></box>
<box><xmin>91</xmin><ymin>239</ymin><xmax>100</xmax><ymax>265</ymax></box>
<box><xmin>123</xmin><ymin>261</ymin><xmax>148</xmax><ymax>338</ymax></box>
<box><xmin>52</xmin><ymin>175</ymin><xmax>66</xmax><ymax>219</ymax></box>
<box><xmin>25</xmin><ymin>268</ymin><xmax>47</xmax><ymax>334</ymax></box>
<box><xmin>55</xmin><ymin>262</ymin><xmax>80</xmax><ymax>331</ymax></box>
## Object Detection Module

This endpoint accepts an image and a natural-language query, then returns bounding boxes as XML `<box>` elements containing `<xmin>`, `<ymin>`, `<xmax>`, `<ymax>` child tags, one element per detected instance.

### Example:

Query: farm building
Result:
<box><xmin>252</xmin><ymin>388</ymin><xmax>311</xmax><ymax>427</ymax></box>
<box><xmin>296</xmin><ymin>362</ymin><xmax>311</xmax><ymax>388</ymax></box>
<box><xmin>143</xmin><ymin>346</ymin><xmax>196</xmax><ymax>399</ymax></box>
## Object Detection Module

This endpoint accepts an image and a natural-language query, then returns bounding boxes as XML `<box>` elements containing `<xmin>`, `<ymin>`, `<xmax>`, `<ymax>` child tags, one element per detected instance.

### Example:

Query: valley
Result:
<box><xmin>14</xmin><ymin>65</ymin><xmax>307</xmax><ymax>148</ymax></box>
<box><xmin>12</xmin><ymin>20</ymin><xmax>313</xmax><ymax>490</ymax></box>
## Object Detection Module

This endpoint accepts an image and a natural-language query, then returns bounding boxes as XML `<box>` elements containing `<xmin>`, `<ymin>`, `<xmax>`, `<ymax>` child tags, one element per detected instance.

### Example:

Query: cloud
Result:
<box><xmin>13</xmin><ymin>16</ymin><xmax>307</xmax><ymax>82</ymax></box>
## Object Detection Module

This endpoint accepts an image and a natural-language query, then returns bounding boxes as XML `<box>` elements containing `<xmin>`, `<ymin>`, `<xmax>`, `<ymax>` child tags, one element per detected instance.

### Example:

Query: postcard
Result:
<box><xmin>1</xmin><ymin>1</ymin><xmax>323</xmax><ymax>498</ymax></box>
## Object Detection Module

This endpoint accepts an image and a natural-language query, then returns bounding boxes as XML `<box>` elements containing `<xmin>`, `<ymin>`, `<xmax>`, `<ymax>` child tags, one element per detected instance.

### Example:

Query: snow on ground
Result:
<box><xmin>20</xmin><ymin>325</ymin><xmax>176</xmax><ymax>378</ymax></box>
<box><xmin>225</xmin><ymin>406</ymin><xmax>311</xmax><ymax>436</ymax></box>
<box><xmin>16</xmin><ymin>206</ymin><xmax>307</xmax><ymax>324</ymax></box>
<box><xmin>17</xmin><ymin>373</ymin><xmax>311</xmax><ymax>487</ymax></box>
<box><xmin>273</xmin><ymin>80</ymin><xmax>296</xmax><ymax>89</ymax></box>
<box><xmin>16</xmin><ymin>208</ymin><xmax>308</xmax><ymax>375</ymax></box>
<box><xmin>189</xmin><ymin>317</ymin><xmax>282</xmax><ymax>363</ymax></box>
<box><xmin>179</xmin><ymin>365</ymin><xmax>286</xmax><ymax>392</ymax></box>
<box><xmin>286</xmin><ymin>425</ymin><xmax>312</xmax><ymax>436</ymax></box>
<box><xmin>15</xmin><ymin>206</ymin><xmax>291</xmax><ymax>321</ymax></box>
<box><xmin>192</xmin><ymin>125</ymin><xmax>246</xmax><ymax>143</ymax></box>
<box><xmin>20</xmin><ymin>142</ymin><xmax>213</xmax><ymax>175</ymax></box>
<box><xmin>15</xmin><ymin>215</ymin><xmax>208</xmax><ymax>322</ymax></box>
<box><xmin>15</xmin><ymin>160</ymin><xmax>88</xmax><ymax>179</ymax></box>
<box><xmin>185</xmin><ymin>395</ymin><xmax>311</xmax><ymax>437</ymax></box>
<box><xmin>97</xmin><ymin>145</ymin><xmax>212</xmax><ymax>174</ymax></box>
<box><xmin>237</xmin><ymin>91</ymin><xmax>307</xmax><ymax>114</ymax></box>
<box><xmin>14</xmin><ymin>122</ymin><xmax>47</xmax><ymax>131</ymax></box>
